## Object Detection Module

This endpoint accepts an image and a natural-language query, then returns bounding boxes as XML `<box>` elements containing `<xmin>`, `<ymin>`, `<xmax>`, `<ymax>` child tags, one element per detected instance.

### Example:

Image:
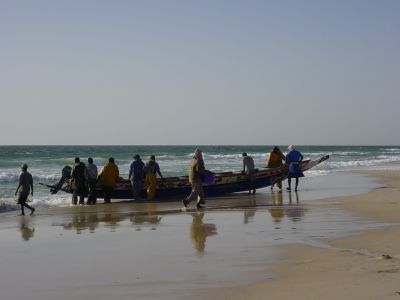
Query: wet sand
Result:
<box><xmin>212</xmin><ymin>170</ymin><xmax>400</xmax><ymax>300</ymax></box>
<box><xmin>0</xmin><ymin>171</ymin><xmax>396</xmax><ymax>300</ymax></box>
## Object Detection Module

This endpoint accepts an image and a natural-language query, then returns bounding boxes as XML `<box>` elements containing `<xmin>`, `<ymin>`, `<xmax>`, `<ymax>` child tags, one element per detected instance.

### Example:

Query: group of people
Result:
<box><xmin>267</xmin><ymin>145</ymin><xmax>304</xmax><ymax>191</ymax></box>
<box><xmin>14</xmin><ymin>145</ymin><xmax>305</xmax><ymax>215</ymax></box>
<box><xmin>128</xmin><ymin>154</ymin><xmax>164</xmax><ymax>201</ymax></box>
<box><xmin>241</xmin><ymin>145</ymin><xmax>304</xmax><ymax>194</ymax></box>
<box><xmin>70</xmin><ymin>155</ymin><xmax>164</xmax><ymax>205</ymax></box>
<box><xmin>183</xmin><ymin>145</ymin><xmax>304</xmax><ymax>210</ymax></box>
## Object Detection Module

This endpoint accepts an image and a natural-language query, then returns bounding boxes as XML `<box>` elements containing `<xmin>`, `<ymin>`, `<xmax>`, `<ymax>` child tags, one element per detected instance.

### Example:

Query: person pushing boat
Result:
<box><xmin>143</xmin><ymin>155</ymin><xmax>164</xmax><ymax>201</ymax></box>
<box><xmin>285</xmin><ymin>145</ymin><xmax>304</xmax><ymax>192</ymax></box>
<box><xmin>267</xmin><ymin>146</ymin><xmax>285</xmax><ymax>191</ymax></box>
<box><xmin>242</xmin><ymin>152</ymin><xmax>256</xmax><ymax>194</ymax></box>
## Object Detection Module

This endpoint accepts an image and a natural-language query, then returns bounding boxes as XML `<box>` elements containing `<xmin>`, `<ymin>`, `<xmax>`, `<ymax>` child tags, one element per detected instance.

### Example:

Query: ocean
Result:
<box><xmin>1</xmin><ymin>145</ymin><xmax>400</xmax><ymax>212</ymax></box>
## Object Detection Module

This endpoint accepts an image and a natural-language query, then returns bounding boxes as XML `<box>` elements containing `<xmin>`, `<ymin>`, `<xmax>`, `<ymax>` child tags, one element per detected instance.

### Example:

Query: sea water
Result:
<box><xmin>1</xmin><ymin>145</ymin><xmax>400</xmax><ymax>211</ymax></box>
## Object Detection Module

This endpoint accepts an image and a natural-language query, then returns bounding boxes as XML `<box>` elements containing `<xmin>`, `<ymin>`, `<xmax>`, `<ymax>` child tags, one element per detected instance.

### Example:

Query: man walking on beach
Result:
<box><xmin>15</xmin><ymin>164</ymin><xmax>35</xmax><ymax>216</ymax></box>
<box><xmin>85</xmin><ymin>157</ymin><xmax>98</xmax><ymax>205</ymax></box>
<box><xmin>242</xmin><ymin>152</ymin><xmax>256</xmax><ymax>194</ymax></box>
<box><xmin>129</xmin><ymin>154</ymin><xmax>145</xmax><ymax>200</ymax></box>
<box><xmin>183</xmin><ymin>148</ymin><xmax>206</xmax><ymax>209</ymax></box>
<box><xmin>71</xmin><ymin>157</ymin><xmax>86</xmax><ymax>205</ymax></box>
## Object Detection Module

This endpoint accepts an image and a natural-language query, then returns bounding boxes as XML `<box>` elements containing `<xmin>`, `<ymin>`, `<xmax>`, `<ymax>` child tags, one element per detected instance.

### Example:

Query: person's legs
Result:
<box><xmin>103</xmin><ymin>187</ymin><xmax>112</xmax><ymax>203</ymax></box>
<box><xmin>196</xmin><ymin>183</ymin><xmax>205</xmax><ymax>207</ymax></box>
<box><xmin>87</xmin><ymin>180</ymin><xmax>95</xmax><ymax>204</ymax></box>
<box><xmin>23</xmin><ymin>203</ymin><xmax>35</xmax><ymax>215</ymax></box>
<box><xmin>295</xmin><ymin>178</ymin><xmax>299</xmax><ymax>191</ymax></box>
<box><xmin>287</xmin><ymin>177</ymin><xmax>292</xmax><ymax>191</ymax></box>
<box><xmin>184</xmin><ymin>181</ymin><xmax>201</xmax><ymax>207</ymax></box>
<box><xmin>132</xmin><ymin>180</ymin><xmax>143</xmax><ymax>199</ymax></box>
<box><xmin>72</xmin><ymin>189</ymin><xmax>78</xmax><ymax>205</ymax></box>
<box><xmin>20</xmin><ymin>203</ymin><xmax>25</xmax><ymax>215</ymax></box>
<box><xmin>276</xmin><ymin>181</ymin><xmax>282</xmax><ymax>190</ymax></box>
<box><xmin>132</xmin><ymin>180</ymin><xmax>137</xmax><ymax>199</ymax></box>
<box><xmin>91</xmin><ymin>181</ymin><xmax>97</xmax><ymax>204</ymax></box>
<box><xmin>185</xmin><ymin>188</ymin><xmax>199</xmax><ymax>205</ymax></box>
<box><xmin>247</xmin><ymin>171</ymin><xmax>255</xmax><ymax>194</ymax></box>
<box><xmin>78</xmin><ymin>189</ymin><xmax>85</xmax><ymax>205</ymax></box>
<box><xmin>146</xmin><ymin>174</ymin><xmax>156</xmax><ymax>201</ymax></box>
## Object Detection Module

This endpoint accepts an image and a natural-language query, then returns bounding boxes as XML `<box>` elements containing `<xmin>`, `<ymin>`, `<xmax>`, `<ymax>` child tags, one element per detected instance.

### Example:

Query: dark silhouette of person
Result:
<box><xmin>15</xmin><ymin>164</ymin><xmax>35</xmax><ymax>216</ymax></box>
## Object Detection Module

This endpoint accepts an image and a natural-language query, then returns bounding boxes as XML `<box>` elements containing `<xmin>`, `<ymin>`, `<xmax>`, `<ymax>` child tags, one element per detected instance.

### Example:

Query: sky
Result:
<box><xmin>1</xmin><ymin>0</ymin><xmax>399</xmax><ymax>145</ymax></box>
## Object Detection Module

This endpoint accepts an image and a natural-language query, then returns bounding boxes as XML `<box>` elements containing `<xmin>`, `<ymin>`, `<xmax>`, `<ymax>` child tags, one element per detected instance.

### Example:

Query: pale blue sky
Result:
<box><xmin>1</xmin><ymin>0</ymin><xmax>399</xmax><ymax>145</ymax></box>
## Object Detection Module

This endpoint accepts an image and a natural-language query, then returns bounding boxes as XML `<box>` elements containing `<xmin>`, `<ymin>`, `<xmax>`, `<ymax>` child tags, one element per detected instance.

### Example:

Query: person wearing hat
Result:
<box><xmin>183</xmin><ymin>148</ymin><xmax>206</xmax><ymax>209</ymax></box>
<box><xmin>129</xmin><ymin>154</ymin><xmax>145</xmax><ymax>200</ymax></box>
<box><xmin>285</xmin><ymin>145</ymin><xmax>304</xmax><ymax>191</ymax></box>
<box><xmin>267</xmin><ymin>146</ymin><xmax>285</xmax><ymax>191</ymax></box>
<box><xmin>143</xmin><ymin>155</ymin><xmax>164</xmax><ymax>201</ymax></box>
<box><xmin>98</xmin><ymin>157</ymin><xmax>119</xmax><ymax>203</ymax></box>
<box><xmin>15</xmin><ymin>164</ymin><xmax>35</xmax><ymax>216</ymax></box>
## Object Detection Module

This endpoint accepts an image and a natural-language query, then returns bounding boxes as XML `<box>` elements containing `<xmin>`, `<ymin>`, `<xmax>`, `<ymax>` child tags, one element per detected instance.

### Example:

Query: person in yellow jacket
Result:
<box><xmin>143</xmin><ymin>155</ymin><xmax>163</xmax><ymax>201</ymax></box>
<box><xmin>267</xmin><ymin>146</ymin><xmax>285</xmax><ymax>191</ymax></box>
<box><xmin>98</xmin><ymin>157</ymin><xmax>119</xmax><ymax>203</ymax></box>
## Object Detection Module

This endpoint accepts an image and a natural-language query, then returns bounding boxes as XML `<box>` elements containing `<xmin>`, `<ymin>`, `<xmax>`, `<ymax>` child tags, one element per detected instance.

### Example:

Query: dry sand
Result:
<box><xmin>210</xmin><ymin>170</ymin><xmax>400</xmax><ymax>300</ymax></box>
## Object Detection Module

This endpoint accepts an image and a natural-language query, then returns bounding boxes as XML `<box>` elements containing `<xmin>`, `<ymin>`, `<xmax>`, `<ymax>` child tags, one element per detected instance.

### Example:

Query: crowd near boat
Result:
<box><xmin>16</xmin><ymin>145</ymin><xmax>329</xmax><ymax>215</ymax></box>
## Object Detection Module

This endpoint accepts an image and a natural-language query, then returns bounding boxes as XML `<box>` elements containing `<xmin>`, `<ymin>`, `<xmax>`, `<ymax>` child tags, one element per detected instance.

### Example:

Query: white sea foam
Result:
<box><xmin>0</xmin><ymin>172</ymin><xmax>61</xmax><ymax>183</ymax></box>
<box><xmin>317</xmin><ymin>155</ymin><xmax>400</xmax><ymax>171</ymax></box>
<box><xmin>0</xmin><ymin>172</ymin><xmax>19</xmax><ymax>183</ymax></box>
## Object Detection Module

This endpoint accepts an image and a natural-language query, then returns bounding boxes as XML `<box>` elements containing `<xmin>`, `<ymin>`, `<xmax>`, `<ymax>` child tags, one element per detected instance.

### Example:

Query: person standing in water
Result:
<box><xmin>71</xmin><ymin>157</ymin><xmax>86</xmax><ymax>205</ymax></box>
<box><xmin>129</xmin><ymin>154</ymin><xmax>145</xmax><ymax>200</ymax></box>
<box><xmin>183</xmin><ymin>148</ymin><xmax>206</xmax><ymax>209</ymax></box>
<box><xmin>285</xmin><ymin>145</ymin><xmax>304</xmax><ymax>191</ymax></box>
<box><xmin>242</xmin><ymin>152</ymin><xmax>256</xmax><ymax>194</ymax></box>
<box><xmin>143</xmin><ymin>155</ymin><xmax>163</xmax><ymax>201</ymax></box>
<box><xmin>85</xmin><ymin>157</ymin><xmax>98</xmax><ymax>205</ymax></box>
<box><xmin>15</xmin><ymin>164</ymin><xmax>35</xmax><ymax>216</ymax></box>
<box><xmin>98</xmin><ymin>157</ymin><xmax>119</xmax><ymax>203</ymax></box>
<box><xmin>267</xmin><ymin>146</ymin><xmax>285</xmax><ymax>191</ymax></box>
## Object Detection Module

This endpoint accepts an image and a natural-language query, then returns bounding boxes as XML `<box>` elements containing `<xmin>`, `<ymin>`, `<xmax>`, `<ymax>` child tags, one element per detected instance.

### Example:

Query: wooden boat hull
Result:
<box><xmin>46</xmin><ymin>155</ymin><xmax>329</xmax><ymax>201</ymax></box>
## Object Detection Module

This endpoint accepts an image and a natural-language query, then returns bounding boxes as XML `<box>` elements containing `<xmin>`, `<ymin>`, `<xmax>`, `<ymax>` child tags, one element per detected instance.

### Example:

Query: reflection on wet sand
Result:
<box><xmin>55</xmin><ymin>192</ymin><xmax>306</xmax><ymax>235</ymax></box>
<box><xmin>268</xmin><ymin>191</ymin><xmax>306</xmax><ymax>223</ymax></box>
<box><xmin>130</xmin><ymin>203</ymin><xmax>162</xmax><ymax>230</ymax></box>
<box><xmin>59</xmin><ymin>203</ymin><xmax>163</xmax><ymax>233</ymax></box>
<box><xmin>243</xmin><ymin>195</ymin><xmax>257</xmax><ymax>224</ymax></box>
<box><xmin>62</xmin><ymin>213</ymin><xmax>100</xmax><ymax>233</ymax></box>
<box><xmin>244</xmin><ymin>209</ymin><xmax>256</xmax><ymax>224</ymax></box>
<box><xmin>190</xmin><ymin>212</ymin><xmax>217</xmax><ymax>254</ymax></box>
<box><xmin>19</xmin><ymin>217</ymin><xmax>35</xmax><ymax>241</ymax></box>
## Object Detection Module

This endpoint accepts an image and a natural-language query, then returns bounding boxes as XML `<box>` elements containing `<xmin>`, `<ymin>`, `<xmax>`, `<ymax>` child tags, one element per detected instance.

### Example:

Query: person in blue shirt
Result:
<box><xmin>285</xmin><ymin>145</ymin><xmax>304</xmax><ymax>191</ymax></box>
<box><xmin>129</xmin><ymin>154</ymin><xmax>145</xmax><ymax>199</ymax></box>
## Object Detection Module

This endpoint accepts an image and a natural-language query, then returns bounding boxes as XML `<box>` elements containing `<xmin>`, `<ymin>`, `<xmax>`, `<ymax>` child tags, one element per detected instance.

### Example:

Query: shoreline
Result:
<box><xmin>1</xmin><ymin>170</ymin><xmax>398</xmax><ymax>300</ymax></box>
<box><xmin>211</xmin><ymin>170</ymin><xmax>400</xmax><ymax>300</ymax></box>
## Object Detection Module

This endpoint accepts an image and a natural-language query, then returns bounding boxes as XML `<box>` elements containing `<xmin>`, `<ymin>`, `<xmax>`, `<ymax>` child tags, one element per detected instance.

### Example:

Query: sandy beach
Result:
<box><xmin>212</xmin><ymin>170</ymin><xmax>400</xmax><ymax>300</ymax></box>
<box><xmin>1</xmin><ymin>170</ymin><xmax>399</xmax><ymax>300</ymax></box>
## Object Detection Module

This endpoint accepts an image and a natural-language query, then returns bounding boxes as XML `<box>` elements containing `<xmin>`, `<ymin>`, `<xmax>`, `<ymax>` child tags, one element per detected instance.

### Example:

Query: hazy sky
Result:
<box><xmin>1</xmin><ymin>0</ymin><xmax>399</xmax><ymax>145</ymax></box>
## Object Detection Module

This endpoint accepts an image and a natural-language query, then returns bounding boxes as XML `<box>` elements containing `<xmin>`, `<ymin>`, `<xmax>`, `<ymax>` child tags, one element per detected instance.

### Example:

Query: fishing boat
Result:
<box><xmin>42</xmin><ymin>155</ymin><xmax>329</xmax><ymax>201</ymax></box>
